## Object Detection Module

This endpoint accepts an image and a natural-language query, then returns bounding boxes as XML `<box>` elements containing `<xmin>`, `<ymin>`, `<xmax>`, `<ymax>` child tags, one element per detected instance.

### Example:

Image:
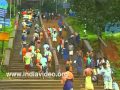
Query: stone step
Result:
<box><xmin>0</xmin><ymin>81</ymin><xmax>104</xmax><ymax>85</ymax></box>
<box><xmin>0</xmin><ymin>86</ymin><xmax>104</xmax><ymax>89</ymax></box>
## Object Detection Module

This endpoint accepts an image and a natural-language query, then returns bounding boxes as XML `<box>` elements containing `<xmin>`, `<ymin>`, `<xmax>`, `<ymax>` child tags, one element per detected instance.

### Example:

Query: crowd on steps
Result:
<box><xmin>18</xmin><ymin>9</ymin><xmax>119</xmax><ymax>90</ymax></box>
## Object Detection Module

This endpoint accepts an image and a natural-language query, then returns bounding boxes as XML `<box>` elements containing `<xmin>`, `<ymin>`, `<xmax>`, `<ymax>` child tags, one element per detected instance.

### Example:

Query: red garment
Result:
<box><xmin>21</xmin><ymin>11</ymin><xmax>27</xmax><ymax>15</ymax></box>
<box><xmin>25</xmin><ymin>65</ymin><xmax>30</xmax><ymax>71</ymax></box>
<box><xmin>83</xmin><ymin>56</ymin><xmax>87</xmax><ymax>64</ymax></box>
<box><xmin>60</xmin><ymin>38</ymin><xmax>62</xmax><ymax>44</ymax></box>
<box><xmin>47</xmin><ymin>30</ymin><xmax>50</xmax><ymax>36</ymax></box>
<box><xmin>35</xmin><ymin>59</ymin><xmax>40</xmax><ymax>64</ymax></box>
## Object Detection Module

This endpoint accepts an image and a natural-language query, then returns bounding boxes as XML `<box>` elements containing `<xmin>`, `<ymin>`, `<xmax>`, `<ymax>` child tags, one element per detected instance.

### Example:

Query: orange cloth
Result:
<box><xmin>22</xmin><ymin>48</ymin><xmax>27</xmax><ymax>56</ymax></box>
<box><xmin>61</xmin><ymin>71</ymin><xmax>74</xmax><ymax>84</ymax></box>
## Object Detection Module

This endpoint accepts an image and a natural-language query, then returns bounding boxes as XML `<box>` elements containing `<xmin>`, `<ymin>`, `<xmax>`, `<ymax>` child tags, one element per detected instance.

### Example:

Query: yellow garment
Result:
<box><xmin>93</xmin><ymin>69</ymin><xmax>97</xmax><ymax>75</ymax></box>
<box><xmin>85</xmin><ymin>76</ymin><xmax>94</xmax><ymax>90</ymax></box>
<box><xmin>29</xmin><ymin>15</ymin><xmax>32</xmax><ymax>20</ymax></box>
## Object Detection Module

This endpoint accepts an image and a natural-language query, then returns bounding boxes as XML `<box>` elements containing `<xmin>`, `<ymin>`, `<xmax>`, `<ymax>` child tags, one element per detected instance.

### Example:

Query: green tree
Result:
<box><xmin>71</xmin><ymin>0</ymin><xmax>120</xmax><ymax>32</ymax></box>
<box><xmin>42</xmin><ymin>0</ymin><xmax>56</xmax><ymax>12</ymax></box>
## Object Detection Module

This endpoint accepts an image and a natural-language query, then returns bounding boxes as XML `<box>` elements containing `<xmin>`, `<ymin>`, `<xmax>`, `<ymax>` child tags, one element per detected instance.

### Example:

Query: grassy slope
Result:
<box><xmin>65</xmin><ymin>17</ymin><xmax>98</xmax><ymax>40</ymax></box>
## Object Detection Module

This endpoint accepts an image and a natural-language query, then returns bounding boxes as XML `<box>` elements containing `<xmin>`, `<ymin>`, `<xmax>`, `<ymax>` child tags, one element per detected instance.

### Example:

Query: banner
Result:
<box><xmin>0</xmin><ymin>18</ymin><xmax>10</xmax><ymax>26</ymax></box>
<box><xmin>63</xmin><ymin>3</ymin><xmax>70</xmax><ymax>9</ymax></box>
<box><xmin>0</xmin><ymin>32</ymin><xmax>9</xmax><ymax>41</ymax></box>
<box><xmin>0</xmin><ymin>8</ymin><xmax>7</xmax><ymax>17</ymax></box>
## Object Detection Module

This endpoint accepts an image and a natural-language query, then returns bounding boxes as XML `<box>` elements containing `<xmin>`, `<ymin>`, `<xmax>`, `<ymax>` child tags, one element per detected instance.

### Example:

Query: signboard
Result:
<box><xmin>63</xmin><ymin>3</ymin><xmax>70</xmax><ymax>9</ymax></box>
<box><xmin>0</xmin><ymin>13</ymin><xmax>6</xmax><ymax>17</ymax></box>
<box><xmin>5</xmin><ymin>19</ymin><xmax>10</xmax><ymax>26</ymax></box>
<box><xmin>0</xmin><ymin>18</ymin><xmax>4</xmax><ymax>21</ymax></box>
<box><xmin>0</xmin><ymin>24</ymin><xmax>2</xmax><ymax>29</ymax></box>
<box><xmin>0</xmin><ymin>9</ymin><xmax>7</xmax><ymax>13</ymax></box>
<box><xmin>0</xmin><ymin>24</ymin><xmax>2</xmax><ymax>31</ymax></box>
<box><xmin>0</xmin><ymin>32</ymin><xmax>9</xmax><ymax>41</ymax></box>
<box><xmin>0</xmin><ymin>9</ymin><xmax>7</xmax><ymax>17</ymax></box>
<box><xmin>0</xmin><ymin>18</ymin><xmax>10</xmax><ymax>26</ymax></box>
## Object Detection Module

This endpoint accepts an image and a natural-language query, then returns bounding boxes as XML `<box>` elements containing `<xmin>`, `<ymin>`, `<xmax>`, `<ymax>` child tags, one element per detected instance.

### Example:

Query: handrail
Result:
<box><xmin>98</xmin><ymin>36</ymin><xmax>107</xmax><ymax>47</ymax></box>
<box><xmin>63</xmin><ymin>20</ymin><xmax>93</xmax><ymax>52</ymax></box>
<box><xmin>83</xmin><ymin>40</ymin><xmax>93</xmax><ymax>51</ymax></box>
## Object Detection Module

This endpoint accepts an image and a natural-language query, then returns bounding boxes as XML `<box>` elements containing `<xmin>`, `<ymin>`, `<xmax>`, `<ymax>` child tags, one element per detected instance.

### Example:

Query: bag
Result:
<box><xmin>92</xmin><ymin>75</ymin><xmax>97</xmax><ymax>82</ymax></box>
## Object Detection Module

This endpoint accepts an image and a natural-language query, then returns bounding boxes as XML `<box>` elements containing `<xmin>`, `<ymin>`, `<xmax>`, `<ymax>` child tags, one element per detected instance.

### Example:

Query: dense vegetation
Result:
<box><xmin>70</xmin><ymin>0</ymin><xmax>120</xmax><ymax>32</ymax></box>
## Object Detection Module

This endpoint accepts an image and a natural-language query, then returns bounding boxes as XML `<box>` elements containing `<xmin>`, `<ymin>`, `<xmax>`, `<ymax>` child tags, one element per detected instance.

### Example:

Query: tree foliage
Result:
<box><xmin>70</xmin><ymin>0</ymin><xmax>120</xmax><ymax>32</ymax></box>
<box><xmin>41</xmin><ymin>0</ymin><xmax>56</xmax><ymax>12</ymax></box>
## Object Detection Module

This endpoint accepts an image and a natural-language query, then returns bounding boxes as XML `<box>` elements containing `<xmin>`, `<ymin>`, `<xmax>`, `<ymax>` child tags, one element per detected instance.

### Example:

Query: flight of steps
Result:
<box><xmin>0</xmin><ymin>78</ymin><xmax>104</xmax><ymax>90</ymax></box>
<box><xmin>8</xmin><ymin>22</ymin><xmax>38</xmax><ymax>72</ymax></box>
<box><xmin>0</xmin><ymin>19</ymin><xmax>104</xmax><ymax>90</ymax></box>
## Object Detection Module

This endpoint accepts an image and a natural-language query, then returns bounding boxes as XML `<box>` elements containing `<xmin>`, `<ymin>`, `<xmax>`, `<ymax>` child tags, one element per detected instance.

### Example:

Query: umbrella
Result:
<box><xmin>0</xmin><ymin>0</ymin><xmax>8</xmax><ymax>9</ymax></box>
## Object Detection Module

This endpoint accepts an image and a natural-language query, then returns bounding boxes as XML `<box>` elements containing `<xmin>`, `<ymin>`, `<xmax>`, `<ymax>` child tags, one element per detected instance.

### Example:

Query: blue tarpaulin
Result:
<box><xmin>105</xmin><ymin>22</ymin><xmax>120</xmax><ymax>34</ymax></box>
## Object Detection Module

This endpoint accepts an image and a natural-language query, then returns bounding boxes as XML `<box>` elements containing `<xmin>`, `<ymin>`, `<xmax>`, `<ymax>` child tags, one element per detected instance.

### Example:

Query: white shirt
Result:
<box><xmin>22</xmin><ymin>21</ymin><xmax>26</xmax><ymax>26</ymax></box>
<box><xmin>59</xmin><ymin>28</ymin><xmax>62</xmax><ymax>31</ymax></box>
<box><xmin>33</xmin><ymin>33</ymin><xmax>39</xmax><ymax>38</ymax></box>
<box><xmin>52</xmin><ymin>32</ymin><xmax>57</xmax><ymax>38</ymax></box>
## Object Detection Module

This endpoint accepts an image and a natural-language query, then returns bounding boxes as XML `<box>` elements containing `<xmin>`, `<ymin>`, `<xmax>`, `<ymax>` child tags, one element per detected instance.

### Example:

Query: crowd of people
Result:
<box><xmin>20</xmin><ymin>9</ymin><xmax>52</xmax><ymax>76</ymax></box>
<box><xmin>18</xmin><ymin>9</ymin><xmax>119</xmax><ymax>90</ymax></box>
<box><xmin>60</xmin><ymin>39</ymin><xmax>120</xmax><ymax>90</ymax></box>
<box><xmin>61</xmin><ymin>50</ymin><xmax>119</xmax><ymax>90</ymax></box>
<box><xmin>41</xmin><ymin>12</ymin><xmax>60</xmax><ymax>21</ymax></box>
<box><xmin>82</xmin><ymin>52</ymin><xmax>118</xmax><ymax>90</ymax></box>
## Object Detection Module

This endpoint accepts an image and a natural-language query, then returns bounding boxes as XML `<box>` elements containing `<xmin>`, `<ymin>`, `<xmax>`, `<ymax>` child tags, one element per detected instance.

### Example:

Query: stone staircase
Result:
<box><xmin>0</xmin><ymin>78</ymin><xmax>104</xmax><ymax>90</ymax></box>
<box><xmin>0</xmin><ymin>19</ymin><xmax>105</xmax><ymax>90</ymax></box>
